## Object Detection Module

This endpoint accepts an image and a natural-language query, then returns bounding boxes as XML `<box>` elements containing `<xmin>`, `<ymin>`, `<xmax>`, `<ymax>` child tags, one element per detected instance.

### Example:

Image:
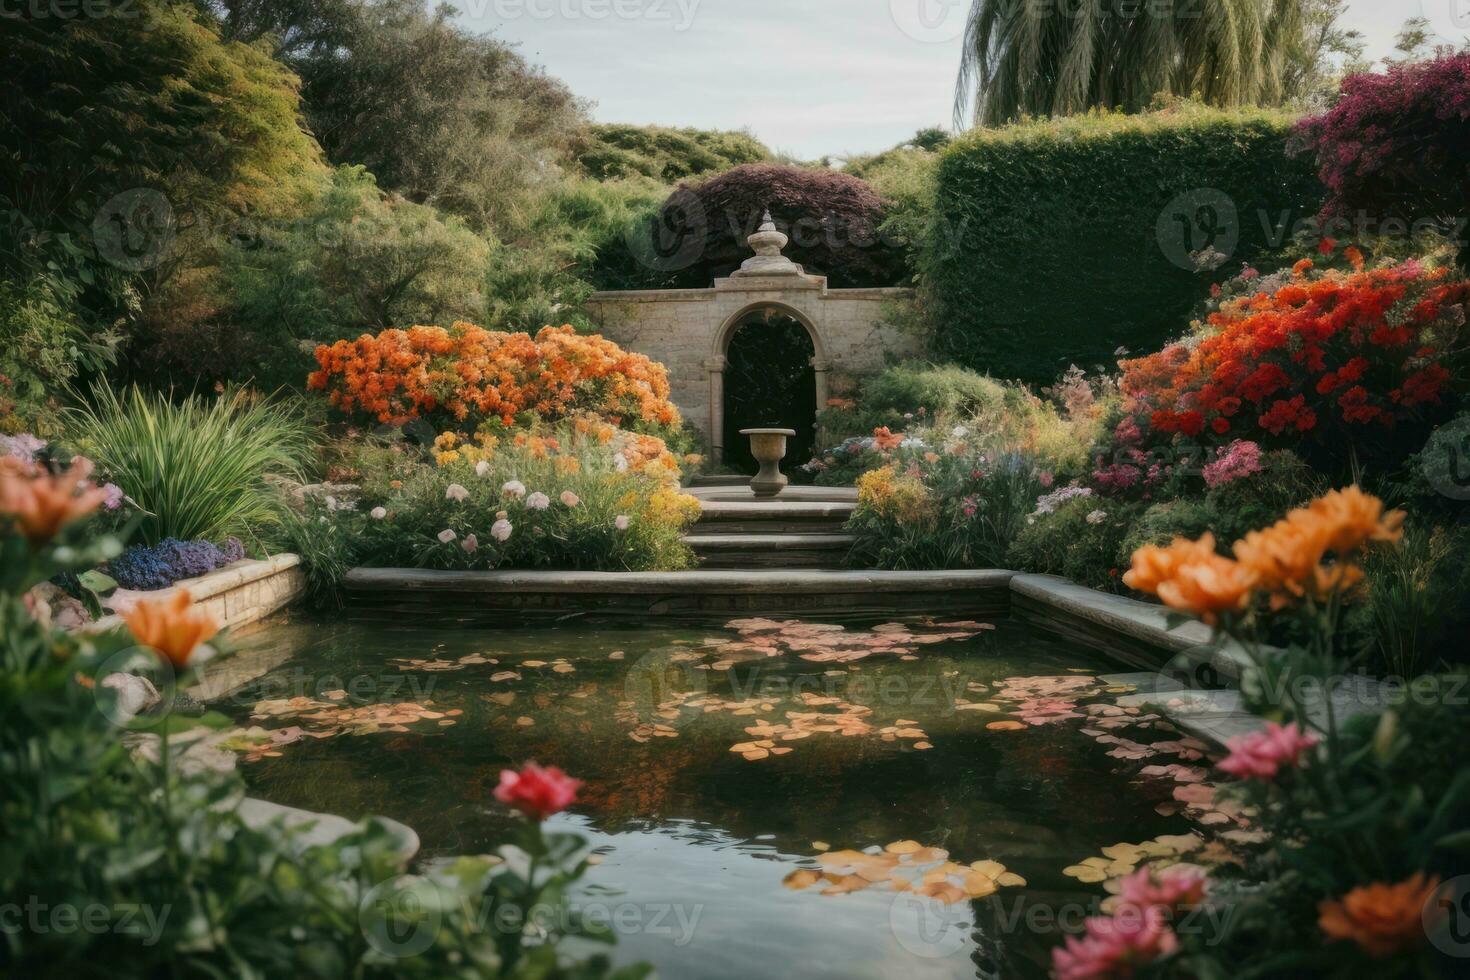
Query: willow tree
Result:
<box><xmin>955</xmin><ymin>0</ymin><xmax>1318</xmax><ymax>125</ymax></box>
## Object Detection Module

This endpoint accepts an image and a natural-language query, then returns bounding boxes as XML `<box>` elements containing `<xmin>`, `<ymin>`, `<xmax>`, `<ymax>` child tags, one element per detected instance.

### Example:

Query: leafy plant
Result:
<box><xmin>67</xmin><ymin>383</ymin><xmax>313</xmax><ymax>545</ymax></box>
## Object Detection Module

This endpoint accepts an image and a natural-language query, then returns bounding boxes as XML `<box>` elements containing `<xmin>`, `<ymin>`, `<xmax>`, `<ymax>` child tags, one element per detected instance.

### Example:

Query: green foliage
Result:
<box><xmin>842</xmin><ymin>148</ymin><xmax>938</xmax><ymax>280</ymax></box>
<box><xmin>1006</xmin><ymin>496</ymin><xmax>1143</xmax><ymax>591</ymax></box>
<box><xmin>1</xmin><ymin>0</ymin><xmax>327</xmax><ymax>353</ymax></box>
<box><xmin>573</xmin><ymin>123</ymin><xmax>771</xmax><ymax>182</ymax></box>
<box><xmin>0</xmin><ymin>279</ymin><xmax>120</xmax><ymax>435</ymax></box>
<box><xmin>846</xmin><ymin>451</ymin><xmax>1046</xmax><ymax>570</ymax></box>
<box><xmin>66</xmin><ymin>384</ymin><xmax>314</xmax><ymax>545</ymax></box>
<box><xmin>142</xmin><ymin>166</ymin><xmax>491</xmax><ymax>390</ymax></box>
<box><xmin>923</xmin><ymin>105</ymin><xmax>1323</xmax><ymax>384</ymax></box>
<box><xmin>955</xmin><ymin>0</ymin><xmax>1343</xmax><ymax>125</ymax></box>
<box><xmin>208</xmin><ymin>0</ymin><xmax>586</xmax><ymax>233</ymax></box>
<box><xmin>1</xmin><ymin>498</ymin><xmax>641</xmax><ymax>978</ymax></box>
<box><xmin>1349</xmin><ymin>524</ymin><xmax>1470</xmax><ymax>677</ymax></box>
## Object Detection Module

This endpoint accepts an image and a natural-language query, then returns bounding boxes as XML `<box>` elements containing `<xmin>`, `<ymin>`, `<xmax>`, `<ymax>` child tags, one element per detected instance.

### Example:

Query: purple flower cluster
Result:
<box><xmin>108</xmin><ymin>537</ymin><xmax>244</xmax><ymax>591</ymax></box>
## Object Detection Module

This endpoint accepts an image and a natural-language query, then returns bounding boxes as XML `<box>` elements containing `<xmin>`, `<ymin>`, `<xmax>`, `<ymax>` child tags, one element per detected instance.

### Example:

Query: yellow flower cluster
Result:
<box><xmin>1124</xmin><ymin>487</ymin><xmax>1405</xmax><ymax>623</ymax></box>
<box><xmin>434</xmin><ymin>430</ymin><xmax>498</xmax><ymax>467</ymax></box>
<box><xmin>856</xmin><ymin>465</ymin><xmax>937</xmax><ymax>525</ymax></box>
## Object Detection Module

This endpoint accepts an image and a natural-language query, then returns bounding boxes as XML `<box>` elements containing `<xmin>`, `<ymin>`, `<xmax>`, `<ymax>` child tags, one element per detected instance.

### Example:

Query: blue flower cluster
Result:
<box><xmin>108</xmin><ymin>537</ymin><xmax>246</xmax><ymax>591</ymax></box>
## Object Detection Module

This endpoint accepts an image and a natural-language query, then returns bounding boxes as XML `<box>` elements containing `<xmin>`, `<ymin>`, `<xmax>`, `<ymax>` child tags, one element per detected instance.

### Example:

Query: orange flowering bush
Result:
<box><xmin>1118</xmin><ymin>253</ymin><xmax>1468</xmax><ymax>459</ymax></box>
<box><xmin>308</xmin><ymin>322</ymin><xmax>681</xmax><ymax>432</ymax></box>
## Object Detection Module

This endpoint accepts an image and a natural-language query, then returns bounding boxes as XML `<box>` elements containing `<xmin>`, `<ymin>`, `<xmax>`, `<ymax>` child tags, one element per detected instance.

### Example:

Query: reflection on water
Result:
<box><xmin>222</xmin><ymin>616</ymin><xmax>1189</xmax><ymax>979</ymax></box>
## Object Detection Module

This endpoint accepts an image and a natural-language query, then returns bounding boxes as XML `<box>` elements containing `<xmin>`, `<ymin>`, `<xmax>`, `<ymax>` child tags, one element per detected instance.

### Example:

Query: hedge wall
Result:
<box><xmin>923</xmin><ymin>106</ymin><xmax>1323</xmax><ymax>385</ymax></box>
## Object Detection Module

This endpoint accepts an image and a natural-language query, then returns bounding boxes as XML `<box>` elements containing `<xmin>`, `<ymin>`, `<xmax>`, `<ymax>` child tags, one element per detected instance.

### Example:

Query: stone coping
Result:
<box><xmin>687</xmin><ymin>485</ymin><xmax>859</xmax><ymax>503</ymax></box>
<box><xmin>1009</xmin><ymin>574</ymin><xmax>1253</xmax><ymax>683</ymax></box>
<box><xmin>347</xmin><ymin>567</ymin><xmax>1015</xmax><ymax>595</ymax></box>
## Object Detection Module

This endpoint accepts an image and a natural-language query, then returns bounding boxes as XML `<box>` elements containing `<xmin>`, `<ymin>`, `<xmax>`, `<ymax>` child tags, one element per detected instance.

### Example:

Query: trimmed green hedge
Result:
<box><xmin>923</xmin><ymin>105</ymin><xmax>1323</xmax><ymax>384</ymax></box>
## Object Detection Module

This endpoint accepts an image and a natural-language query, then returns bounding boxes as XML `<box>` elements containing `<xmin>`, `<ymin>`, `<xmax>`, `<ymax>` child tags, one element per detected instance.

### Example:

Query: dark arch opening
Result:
<box><xmin>722</xmin><ymin>310</ymin><xmax>817</xmax><ymax>475</ymax></box>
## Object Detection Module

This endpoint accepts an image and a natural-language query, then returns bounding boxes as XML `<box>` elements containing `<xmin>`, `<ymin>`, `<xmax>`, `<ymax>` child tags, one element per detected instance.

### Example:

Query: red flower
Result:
<box><xmin>1317</xmin><ymin>237</ymin><xmax>1337</xmax><ymax>255</ymax></box>
<box><xmin>494</xmin><ymin>762</ymin><xmax>582</xmax><ymax>820</ymax></box>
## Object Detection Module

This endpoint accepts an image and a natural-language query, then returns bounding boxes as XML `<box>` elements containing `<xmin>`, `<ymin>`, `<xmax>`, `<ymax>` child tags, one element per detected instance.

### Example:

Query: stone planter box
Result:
<box><xmin>95</xmin><ymin>555</ymin><xmax>305</xmax><ymax>635</ymax></box>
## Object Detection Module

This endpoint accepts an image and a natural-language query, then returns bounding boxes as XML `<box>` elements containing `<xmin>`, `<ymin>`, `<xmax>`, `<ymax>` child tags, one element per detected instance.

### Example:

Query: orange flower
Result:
<box><xmin>1123</xmin><ymin>534</ymin><xmax>1221</xmax><ymax>595</ymax></box>
<box><xmin>1305</xmin><ymin>486</ymin><xmax>1405</xmax><ymax>554</ymax></box>
<box><xmin>872</xmin><ymin>427</ymin><xmax>904</xmax><ymax>451</ymax></box>
<box><xmin>1154</xmin><ymin>553</ymin><xmax>1258</xmax><ymax>624</ymax></box>
<box><xmin>0</xmin><ymin>457</ymin><xmax>109</xmax><ymax>546</ymax></box>
<box><xmin>122</xmin><ymin>591</ymin><xmax>219</xmax><ymax>670</ymax></box>
<box><xmin>1318</xmin><ymin>873</ymin><xmax>1441</xmax><ymax>958</ymax></box>
<box><xmin>1233</xmin><ymin>517</ymin><xmax>1330</xmax><ymax>596</ymax></box>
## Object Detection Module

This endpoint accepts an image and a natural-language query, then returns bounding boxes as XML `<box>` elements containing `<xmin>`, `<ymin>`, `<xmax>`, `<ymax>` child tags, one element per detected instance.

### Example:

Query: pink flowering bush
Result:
<box><xmin>1296</xmin><ymin>53</ymin><xmax>1470</xmax><ymax>244</ymax></box>
<box><xmin>1201</xmin><ymin>440</ymin><xmax>1264</xmax><ymax>489</ymax></box>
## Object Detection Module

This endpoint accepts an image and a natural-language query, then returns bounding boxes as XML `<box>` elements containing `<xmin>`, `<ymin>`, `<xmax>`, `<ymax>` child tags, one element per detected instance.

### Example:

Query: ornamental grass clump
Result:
<box><xmin>67</xmin><ymin>383</ymin><xmax>313</xmax><ymax>545</ymax></box>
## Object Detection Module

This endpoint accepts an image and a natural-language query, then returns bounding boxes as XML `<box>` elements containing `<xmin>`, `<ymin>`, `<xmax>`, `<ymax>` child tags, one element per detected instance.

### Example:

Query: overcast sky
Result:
<box><xmin>456</xmin><ymin>1</ymin><xmax>1457</xmax><ymax>159</ymax></box>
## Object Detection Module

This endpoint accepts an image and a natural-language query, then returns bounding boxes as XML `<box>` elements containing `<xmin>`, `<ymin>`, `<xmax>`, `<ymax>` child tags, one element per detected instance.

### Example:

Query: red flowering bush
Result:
<box><xmin>308</xmin><ymin>322</ymin><xmax>681</xmax><ymax>432</ymax></box>
<box><xmin>1296</xmin><ymin>53</ymin><xmax>1470</xmax><ymax>237</ymax></box>
<box><xmin>1118</xmin><ymin>251</ymin><xmax>1469</xmax><ymax>463</ymax></box>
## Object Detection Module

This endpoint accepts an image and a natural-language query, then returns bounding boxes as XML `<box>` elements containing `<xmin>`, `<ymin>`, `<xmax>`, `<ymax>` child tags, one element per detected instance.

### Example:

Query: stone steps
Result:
<box><xmin>684</xmin><ymin>533</ymin><xmax>855</xmax><ymax>570</ymax></box>
<box><xmin>692</xmin><ymin>499</ymin><xmax>855</xmax><ymax>537</ymax></box>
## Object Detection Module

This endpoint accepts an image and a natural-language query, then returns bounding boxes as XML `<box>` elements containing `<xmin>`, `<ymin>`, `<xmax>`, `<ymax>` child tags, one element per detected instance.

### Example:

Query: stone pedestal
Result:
<box><xmin>740</xmin><ymin>428</ymin><xmax>796</xmax><ymax>498</ymax></box>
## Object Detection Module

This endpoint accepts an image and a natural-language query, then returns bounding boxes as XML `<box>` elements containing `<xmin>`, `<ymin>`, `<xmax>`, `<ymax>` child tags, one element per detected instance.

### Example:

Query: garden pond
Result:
<box><xmin>219</xmin><ymin>615</ymin><xmax>1234</xmax><ymax>978</ymax></box>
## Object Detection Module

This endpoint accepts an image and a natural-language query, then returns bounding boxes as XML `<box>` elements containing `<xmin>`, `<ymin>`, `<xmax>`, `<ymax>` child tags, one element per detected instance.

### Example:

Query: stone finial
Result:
<box><xmin>731</xmin><ymin>207</ymin><xmax>802</xmax><ymax>277</ymax></box>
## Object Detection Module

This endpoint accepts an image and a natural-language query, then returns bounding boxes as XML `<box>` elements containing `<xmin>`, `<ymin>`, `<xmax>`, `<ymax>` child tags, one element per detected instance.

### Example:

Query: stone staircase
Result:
<box><xmin>683</xmin><ymin>484</ymin><xmax>857</xmax><ymax>570</ymax></box>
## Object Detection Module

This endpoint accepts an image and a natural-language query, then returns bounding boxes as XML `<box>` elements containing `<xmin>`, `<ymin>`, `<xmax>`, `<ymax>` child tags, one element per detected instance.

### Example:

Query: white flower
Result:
<box><xmin>461</xmin><ymin>533</ymin><xmax>479</xmax><ymax>553</ymax></box>
<box><xmin>491</xmin><ymin>519</ymin><xmax>513</xmax><ymax>542</ymax></box>
<box><xmin>502</xmin><ymin>480</ymin><xmax>527</xmax><ymax>498</ymax></box>
<box><xmin>951</xmin><ymin>425</ymin><xmax>969</xmax><ymax>438</ymax></box>
<box><xmin>615</xmin><ymin>515</ymin><xmax>630</xmax><ymax>531</ymax></box>
<box><xmin>370</xmin><ymin>506</ymin><xmax>388</xmax><ymax>520</ymax></box>
<box><xmin>437</xmin><ymin>528</ymin><xmax>457</xmax><ymax>544</ymax></box>
<box><xmin>612</xmin><ymin>453</ymin><xmax>628</xmax><ymax>473</ymax></box>
<box><xmin>475</xmin><ymin>460</ymin><xmax>492</xmax><ymax>478</ymax></box>
<box><xmin>1086</xmin><ymin>509</ymin><xmax>1108</xmax><ymax>525</ymax></box>
<box><xmin>526</xmin><ymin>492</ymin><xmax>550</xmax><ymax>511</ymax></box>
<box><xmin>559</xmin><ymin>490</ymin><xmax>581</xmax><ymax>508</ymax></box>
<box><xmin>445</xmin><ymin>483</ymin><xmax>470</xmax><ymax>502</ymax></box>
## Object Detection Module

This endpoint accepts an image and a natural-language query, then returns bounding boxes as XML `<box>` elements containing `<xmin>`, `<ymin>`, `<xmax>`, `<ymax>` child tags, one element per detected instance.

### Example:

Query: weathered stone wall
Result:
<box><xmin>586</xmin><ymin>275</ymin><xmax>920</xmax><ymax>454</ymax></box>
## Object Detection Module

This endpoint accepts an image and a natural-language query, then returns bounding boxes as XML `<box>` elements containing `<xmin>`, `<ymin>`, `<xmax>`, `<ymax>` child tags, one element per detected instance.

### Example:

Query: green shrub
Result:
<box><xmin>67</xmin><ymin>384</ymin><xmax>314</xmax><ymax>545</ymax></box>
<box><xmin>0</xmin><ymin>279</ymin><xmax>119</xmax><ymax>435</ymax></box>
<box><xmin>573</xmin><ymin>123</ymin><xmax>771</xmax><ymax>182</ymax></box>
<box><xmin>846</xmin><ymin>451</ymin><xmax>1045</xmax><ymax>570</ymax></box>
<box><xmin>923</xmin><ymin>104</ymin><xmax>1322</xmax><ymax>384</ymax></box>
<box><xmin>1006</xmin><ymin>495</ymin><xmax>1144</xmax><ymax>591</ymax></box>
<box><xmin>1347</xmin><ymin>524</ymin><xmax>1470</xmax><ymax>677</ymax></box>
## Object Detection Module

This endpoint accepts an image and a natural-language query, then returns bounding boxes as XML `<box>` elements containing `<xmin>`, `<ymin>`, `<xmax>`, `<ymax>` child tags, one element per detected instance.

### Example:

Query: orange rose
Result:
<box><xmin>1154</xmin><ymin>553</ymin><xmax>1258</xmax><ymax>624</ymax></box>
<box><xmin>122</xmin><ymin>591</ymin><xmax>219</xmax><ymax>670</ymax></box>
<box><xmin>1319</xmin><ymin>873</ymin><xmax>1441</xmax><ymax>958</ymax></box>
<box><xmin>0</xmin><ymin>457</ymin><xmax>109</xmax><ymax>546</ymax></box>
<box><xmin>1123</xmin><ymin>534</ymin><xmax>1221</xmax><ymax>595</ymax></box>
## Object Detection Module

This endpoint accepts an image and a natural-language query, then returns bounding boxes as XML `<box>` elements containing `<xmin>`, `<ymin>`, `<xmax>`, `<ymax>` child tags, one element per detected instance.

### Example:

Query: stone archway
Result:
<box><xmin>707</xmin><ymin>302</ymin><xmax>830</xmax><ymax>469</ymax></box>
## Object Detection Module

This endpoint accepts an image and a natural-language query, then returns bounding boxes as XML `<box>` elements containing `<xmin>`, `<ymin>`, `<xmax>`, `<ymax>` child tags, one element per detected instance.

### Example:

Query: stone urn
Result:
<box><xmin>740</xmin><ymin>428</ymin><xmax>797</xmax><ymax>498</ymax></box>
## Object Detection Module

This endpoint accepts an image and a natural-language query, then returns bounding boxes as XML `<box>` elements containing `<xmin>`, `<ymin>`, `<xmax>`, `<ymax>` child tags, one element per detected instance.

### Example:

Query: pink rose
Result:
<box><xmin>1053</xmin><ymin>905</ymin><xmax>1179</xmax><ymax>979</ymax></box>
<box><xmin>1117</xmin><ymin>867</ymin><xmax>1207</xmax><ymax>913</ymax></box>
<box><xmin>494</xmin><ymin>762</ymin><xmax>582</xmax><ymax>821</ymax></box>
<box><xmin>1217</xmin><ymin>721</ymin><xmax>1318</xmax><ymax>781</ymax></box>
